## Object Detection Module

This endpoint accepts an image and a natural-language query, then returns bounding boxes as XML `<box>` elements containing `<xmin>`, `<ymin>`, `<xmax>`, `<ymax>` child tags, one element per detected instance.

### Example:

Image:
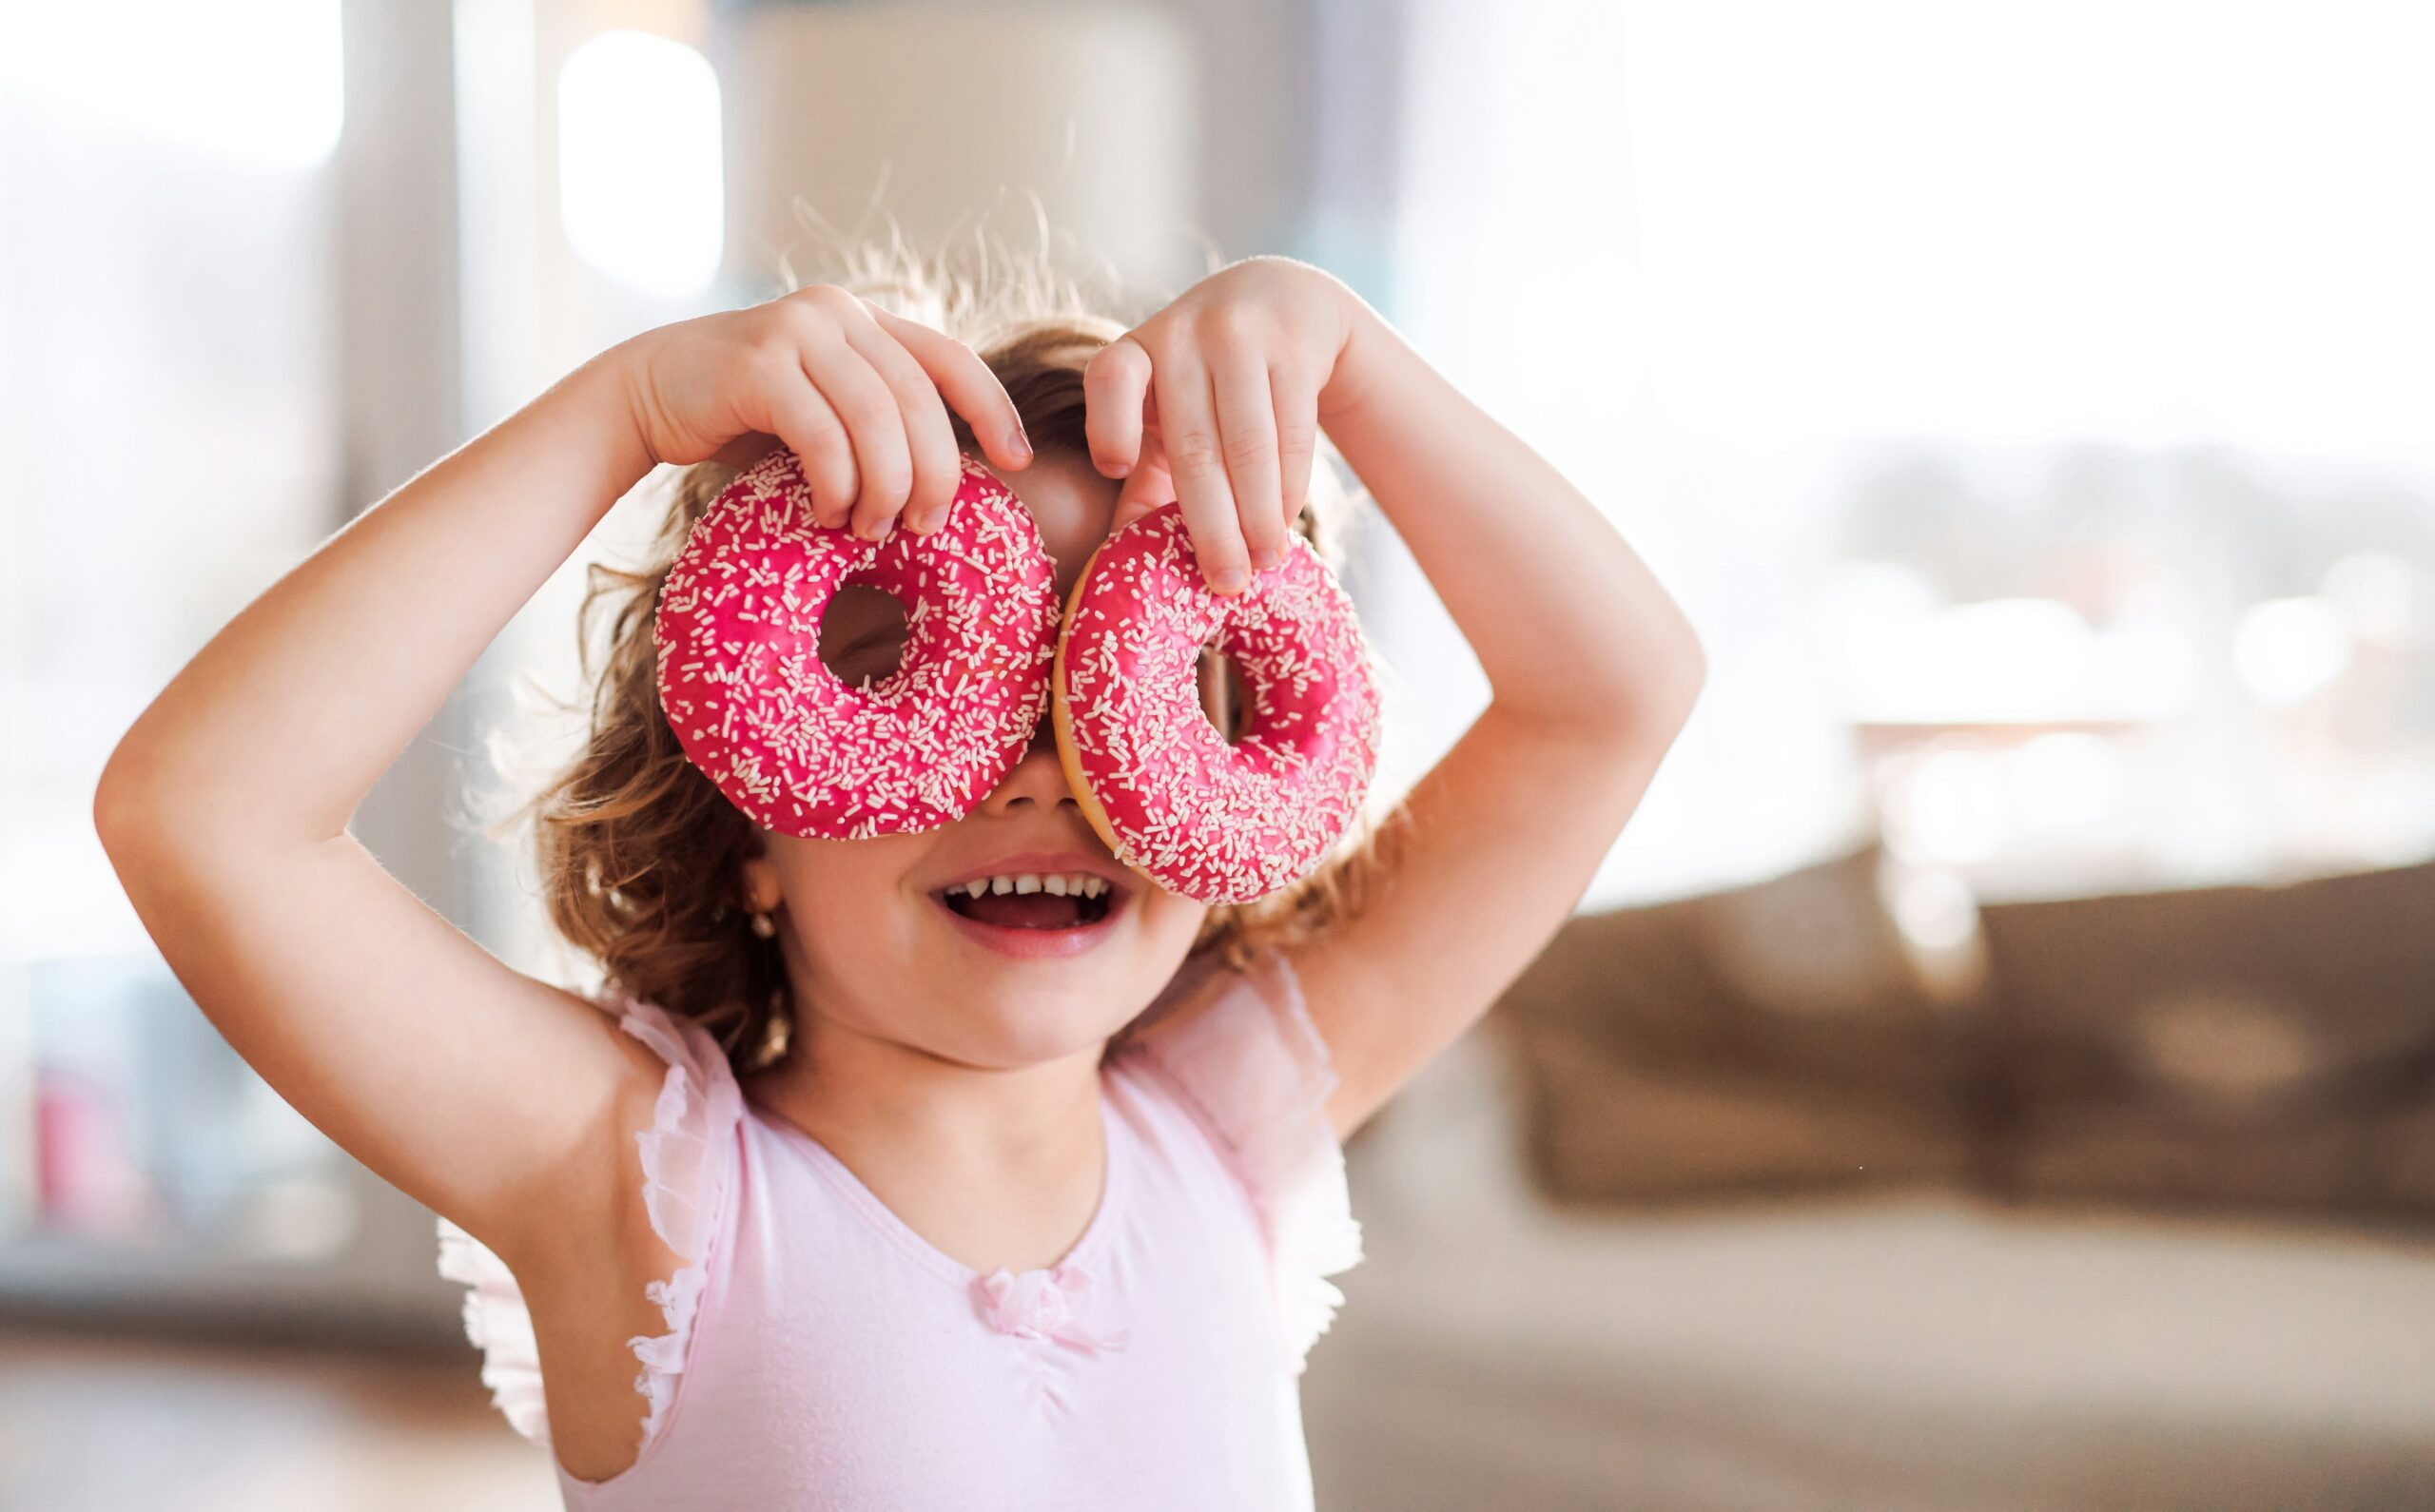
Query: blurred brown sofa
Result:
<box><xmin>1493</xmin><ymin>845</ymin><xmax>2435</xmax><ymax>1222</ymax></box>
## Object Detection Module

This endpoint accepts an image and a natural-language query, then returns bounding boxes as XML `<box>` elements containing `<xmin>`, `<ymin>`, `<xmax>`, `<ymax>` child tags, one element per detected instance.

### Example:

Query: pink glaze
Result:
<box><xmin>655</xmin><ymin>450</ymin><xmax>1060</xmax><ymax>838</ymax></box>
<box><xmin>1056</xmin><ymin>504</ymin><xmax>1382</xmax><ymax>904</ymax></box>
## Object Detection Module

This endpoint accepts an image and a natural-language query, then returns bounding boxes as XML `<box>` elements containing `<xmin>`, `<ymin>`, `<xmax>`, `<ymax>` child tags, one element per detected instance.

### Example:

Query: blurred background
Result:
<box><xmin>6</xmin><ymin>0</ymin><xmax>2435</xmax><ymax>1507</ymax></box>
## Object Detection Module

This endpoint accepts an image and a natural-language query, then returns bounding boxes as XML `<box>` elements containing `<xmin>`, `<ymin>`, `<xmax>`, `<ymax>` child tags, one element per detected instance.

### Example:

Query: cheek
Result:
<box><xmin>797</xmin><ymin>883</ymin><xmax>895</xmax><ymax>944</ymax></box>
<box><xmin>766</xmin><ymin>837</ymin><xmax>918</xmax><ymax>944</ymax></box>
<box><xmin>1132</xmin><ymin>888</ymin><xmax>1212</xmax><ymax>950</ymax></box>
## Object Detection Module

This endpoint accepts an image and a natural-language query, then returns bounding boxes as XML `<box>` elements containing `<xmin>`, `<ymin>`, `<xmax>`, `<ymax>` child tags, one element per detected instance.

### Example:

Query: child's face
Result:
<box><xmin>745</xmin><ymin>451</ymin><xmax>1214</xmax><ymax>1068</ymax></box>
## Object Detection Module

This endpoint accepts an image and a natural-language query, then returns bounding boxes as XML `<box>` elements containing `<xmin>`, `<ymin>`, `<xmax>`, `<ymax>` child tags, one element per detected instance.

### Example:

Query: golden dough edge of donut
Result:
<box><xmin>1052</xmin><ymin>533</ymin><xmax>1136</xmax><ymax>876</ymax></box>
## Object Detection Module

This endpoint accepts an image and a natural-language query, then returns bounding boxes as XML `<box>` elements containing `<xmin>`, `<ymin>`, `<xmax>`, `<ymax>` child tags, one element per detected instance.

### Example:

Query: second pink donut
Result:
<box><xmin>1052</xmin><ymin>503</ymin><xmax>1384</xmax><ymax>904</ymax></box>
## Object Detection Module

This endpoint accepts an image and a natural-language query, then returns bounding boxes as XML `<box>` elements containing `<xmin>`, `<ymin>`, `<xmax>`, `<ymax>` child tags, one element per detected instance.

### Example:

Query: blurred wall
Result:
<box><xmin>715</xmin><ymin>1</ymin><xmax>1198</xmax><ymax>297</ymax></box>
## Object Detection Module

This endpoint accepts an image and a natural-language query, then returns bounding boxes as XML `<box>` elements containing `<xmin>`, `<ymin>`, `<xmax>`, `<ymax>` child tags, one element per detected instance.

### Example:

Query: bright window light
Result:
<box><xmin>1608</xmin><ymin>0</ymin><xmax>2435</xmax><ymax>452</ymax></box>
<box><xmin>2234</xmin><ymin>597</ymin><xmax>2352</xmax><ymax>708</ymax></box>
<box><xmin>0</xmin><ymin>0</ymin><xmax>343</xmax><ymax>167</ymax></box>
<box><xmin>556</xmin><ymin>29</ymin><xmax>724</xmax><ymax>298</ymax></box>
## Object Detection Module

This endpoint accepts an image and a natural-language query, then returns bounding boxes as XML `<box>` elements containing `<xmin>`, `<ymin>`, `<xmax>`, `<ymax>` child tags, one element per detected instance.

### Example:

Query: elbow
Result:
<box><xmin>1646</xmin><ymin>595</ymin><xmax>1708</xmax><ymax>722</ymax></box>
<box><xmin>1584</xmin><ymin>614</ymin><xmax>1706</xmax><ymax>743</ymax></box>
<box><xmin>1662</xmin><ymin>622</ymin><xmax>1708</xmax><ymax>728</ymax></box>
<box><xmin>92</xmin><ymin>741</ymin><xmax>160</xmax><ymax>863</ymax></box>
<box><xmin>92</xmin><ymin>729</ymin><xmax>194</xmax><ymax>870</ymax></box>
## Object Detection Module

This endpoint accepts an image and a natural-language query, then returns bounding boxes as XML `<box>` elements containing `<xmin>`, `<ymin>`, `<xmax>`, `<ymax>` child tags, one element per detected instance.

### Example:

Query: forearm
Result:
<box><xmin>100</xmin><ymin>353</ymin><xmax>658</xmax><ymax>849</ymax></box>
<box><xmin>1317</xmin><ymin>298</ymin><xmax>1704</xmax><ymax>733</ymax></box>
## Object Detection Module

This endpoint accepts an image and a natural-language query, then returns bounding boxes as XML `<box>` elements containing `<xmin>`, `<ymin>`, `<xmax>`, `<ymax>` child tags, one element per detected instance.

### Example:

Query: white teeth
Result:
<box><xmin>951</xmin><ymin>872</ymin><xmax>1116</xmax><ymax>901</ymax></box>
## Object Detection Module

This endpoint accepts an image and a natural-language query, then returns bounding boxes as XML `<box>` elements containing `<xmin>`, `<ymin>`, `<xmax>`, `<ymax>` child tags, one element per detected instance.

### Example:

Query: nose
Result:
<box><xmin>974</xmin><ymin>707</ymin><xmax>1080</xmax><ymax>817</ymax></box>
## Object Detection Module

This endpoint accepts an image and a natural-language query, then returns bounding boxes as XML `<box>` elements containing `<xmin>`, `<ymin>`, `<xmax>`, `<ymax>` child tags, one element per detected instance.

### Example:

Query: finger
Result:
<box><xmin>741</xmin><ymin>369</ymin><xmax>857</xmax><ymax>521</ymax></box>
<box><xmin>1110</xmin><ymin>433</ymin><xmax>1175</xmax><ymax>534</ymax></box>
<box><xmin>1083</xmin><ymin>337</ymin><xmax>1153</xmax><ymax>479</ymax></box>
<box><xmin>843</xmin><ymin>312</ymin><xmax>959</xmax><ymax>538</ymax></box>
<box><xmin>799</xmin><ymin>336</ymin><xmax>912</xmax><ymax>534</ymax></box>
<box><xmin>1270</xmin><ymin>358</ymin><xmax>1320</xmax><ymax>539</ymax></box>
<box><xmin>1211</xmin><ymin>351</ymin><xmax>1285</xmax><ymax>574</ymax></box>
<box><xmin>1156</xmin><ymin>353</ymin><xmax>1252</xmax><ymax>595</ymax></box>
<box><xmin>866</xmin><ymin>303</ymin><xmax>1033</xmax><ymax>475</ymax></box>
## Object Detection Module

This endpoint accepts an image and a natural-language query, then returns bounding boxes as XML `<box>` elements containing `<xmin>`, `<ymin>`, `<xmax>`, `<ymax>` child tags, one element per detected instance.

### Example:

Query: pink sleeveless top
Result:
<box><xmin>435</xmin><ymin>946</ymin><xmax>1363</xmax><ymax>1510</ymax></box>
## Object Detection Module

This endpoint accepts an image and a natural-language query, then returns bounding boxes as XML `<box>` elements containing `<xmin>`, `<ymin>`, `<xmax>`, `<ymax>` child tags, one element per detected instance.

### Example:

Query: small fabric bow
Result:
<box><xmin>975</xmin><ymin>1264</ymin><xmax>1130</xmax><ymax>1353</ymax></box>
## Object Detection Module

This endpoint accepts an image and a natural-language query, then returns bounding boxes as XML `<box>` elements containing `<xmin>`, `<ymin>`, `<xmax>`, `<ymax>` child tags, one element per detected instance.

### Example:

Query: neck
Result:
<box><xmin>741</xmin><ymin>1010</ymin><xmax>1108</xmax><ymax>1178</ymax></box>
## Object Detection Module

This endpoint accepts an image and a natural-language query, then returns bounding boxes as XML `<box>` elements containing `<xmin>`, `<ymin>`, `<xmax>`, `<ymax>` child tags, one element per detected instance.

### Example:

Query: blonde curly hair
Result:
<box><xmin>491</xmin><ymin>231</ymin><xmax>1410</xmax><ymax>1075</ymax></box>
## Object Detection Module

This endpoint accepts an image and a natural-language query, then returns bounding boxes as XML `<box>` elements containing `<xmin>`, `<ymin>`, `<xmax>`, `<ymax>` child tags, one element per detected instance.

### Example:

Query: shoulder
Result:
<box><xmin>596</xmin><ymin>988</ymin><xmax>749</xmax><ymax>1276</ymax></box>
<box><xmin>1111</xmin><ymin>946</ymin><xmax>1365</xmax><ymax>1373</ymax></box>
<box><xmin>1114</xmin><ymin>947</ymin><xmax>1332</xmax><ymax>1157</ymax></box>
<box><xmin>437</xmin><ymin>988</ymin><xmax>749</xmax><ymax>1476</ymax></box>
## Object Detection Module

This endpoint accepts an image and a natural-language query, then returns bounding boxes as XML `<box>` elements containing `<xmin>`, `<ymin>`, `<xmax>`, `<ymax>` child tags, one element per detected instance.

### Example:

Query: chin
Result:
<box><xmin>959</xmin><ymin>1015</ymin><xmax>1128</xmax><ymax>1069</ymax></box>
<box><xmin>938</xmin><ymin>971</ymin><xmax>1149</xmax><ymax>1064</ymax></box>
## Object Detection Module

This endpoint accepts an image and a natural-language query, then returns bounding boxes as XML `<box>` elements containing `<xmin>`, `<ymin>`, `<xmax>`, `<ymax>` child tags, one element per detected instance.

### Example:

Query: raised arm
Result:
<box><xmin>1083</xmin><ymin>259</ymin><xmax>1705</xmax><ymax>1142</ymax></box>
<box><xmin>91</xmin><ymin>287</ymin><xmax>1036</xmax><ymax>1263</ymax></box>
<box><xmin>1300</xmin><ymin>291</ymin><xmax>1704</xmax><ymax>1138</ymax></box>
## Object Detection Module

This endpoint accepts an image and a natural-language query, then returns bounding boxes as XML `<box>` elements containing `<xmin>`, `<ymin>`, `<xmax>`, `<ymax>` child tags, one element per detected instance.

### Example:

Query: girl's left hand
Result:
<box><xmin>1083</xmin><ymin>257</ymin><xmax>1361</xmax><ymax>594</ymax></box>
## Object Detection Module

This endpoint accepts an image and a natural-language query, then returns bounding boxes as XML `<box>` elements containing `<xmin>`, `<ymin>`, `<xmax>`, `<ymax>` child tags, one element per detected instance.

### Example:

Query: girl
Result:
<box><xmin>93</xmin><ymin>242</ymin><xmax>1703</xmax><ymax>1508</ymax></box>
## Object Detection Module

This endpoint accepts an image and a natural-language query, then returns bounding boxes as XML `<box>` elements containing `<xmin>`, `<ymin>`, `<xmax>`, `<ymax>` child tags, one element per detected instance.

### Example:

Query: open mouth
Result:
<box><xmin>933</xmin><ymin>879</ymin><xmax>1122</xmax><ymax>932</ymax></box>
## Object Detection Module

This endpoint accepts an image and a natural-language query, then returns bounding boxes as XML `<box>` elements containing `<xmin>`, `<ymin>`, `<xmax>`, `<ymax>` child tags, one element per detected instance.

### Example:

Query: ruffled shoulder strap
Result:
<box><xmin>1115</xmin><ymin>946</ymin><xmax>1365</xmax><ymax>1374</ymax></box>
<box><xmin>435</xmin><ymin>990</ymin><xmax>746</xmax><ymax>1453</ymax></box>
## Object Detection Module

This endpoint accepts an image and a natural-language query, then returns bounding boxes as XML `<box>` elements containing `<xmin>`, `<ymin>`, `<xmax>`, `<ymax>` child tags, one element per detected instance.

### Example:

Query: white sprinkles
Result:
<box><xmin>654</xmin><ymin>451</ymin><xmax>1061</xmax><ymax>839</ymax></box>
<box><xmin>1056</xmin><ymin>504</ymin><xmax>1383</xmax><ymax>904</ymax></box>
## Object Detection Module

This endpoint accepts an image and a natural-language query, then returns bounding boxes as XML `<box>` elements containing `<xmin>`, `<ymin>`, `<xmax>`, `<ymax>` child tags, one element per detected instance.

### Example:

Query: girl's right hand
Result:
<box><xmin>609</xmin><ymin>284</ymin><xmax>1036</xmax><ymax>540</ymax></box>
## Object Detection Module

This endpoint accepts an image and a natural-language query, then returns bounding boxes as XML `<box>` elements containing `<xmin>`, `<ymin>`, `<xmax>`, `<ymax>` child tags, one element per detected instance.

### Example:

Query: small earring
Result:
<box><xmin>755</xmin><ymin>992</ymin><xmax>792</xmax><ymax>1066</ymax></box>
<box><xmin>750</xmin><ymin>908</ymin><xmax>777</xmax><ymax>939</ymax></box>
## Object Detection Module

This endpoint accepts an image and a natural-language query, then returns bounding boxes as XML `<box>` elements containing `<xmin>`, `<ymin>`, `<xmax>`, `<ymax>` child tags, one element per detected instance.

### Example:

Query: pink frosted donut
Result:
<box><xmin>655</xmin><ymin>449</ymin><xmax>1060</xmax><ymax>839</ymax></box>
<box><xmin>1052</xmin><ymin>503</ymin><xmax>1383</xmax><ymax>904</ymax></box>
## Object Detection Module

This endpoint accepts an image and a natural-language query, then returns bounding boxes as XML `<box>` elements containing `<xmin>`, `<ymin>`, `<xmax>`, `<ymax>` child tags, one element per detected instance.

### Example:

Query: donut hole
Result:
<box><xmin>1197</xmin><ymin>635</ymin><xmax>1253</xmax><ymax>746</ymax></box>
<box><xmin>819</xmin><ymin>583</ymin><xmax>911</xmax><ymax>688</ymax></box>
